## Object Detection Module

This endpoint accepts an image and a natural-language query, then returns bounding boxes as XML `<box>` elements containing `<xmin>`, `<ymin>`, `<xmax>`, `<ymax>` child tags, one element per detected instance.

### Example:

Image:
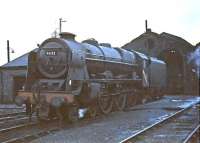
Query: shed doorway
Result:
<box><xmin>13</xmin><ymin>76</ymin><xmax>26</xmax><ymax>100</ymax></box>
<box><xmin>159</xmin><ymin>49</ymin><xmax>184</xmax><ymax>94</ymax></box>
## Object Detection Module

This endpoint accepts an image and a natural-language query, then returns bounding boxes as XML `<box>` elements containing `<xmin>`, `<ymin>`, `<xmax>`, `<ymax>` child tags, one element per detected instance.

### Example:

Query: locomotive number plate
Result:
<box><xmin>46</xmin><ymin>51</ymin><xmax>57</xmax><ymax>56</ymax></box>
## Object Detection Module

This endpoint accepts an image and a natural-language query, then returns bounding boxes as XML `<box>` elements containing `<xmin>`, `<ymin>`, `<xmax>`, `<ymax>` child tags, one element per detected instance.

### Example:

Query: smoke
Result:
<box><xmin>188</xmin><ymin>46</ymin><xmax>200</xmax><ymax>78</ymax></box>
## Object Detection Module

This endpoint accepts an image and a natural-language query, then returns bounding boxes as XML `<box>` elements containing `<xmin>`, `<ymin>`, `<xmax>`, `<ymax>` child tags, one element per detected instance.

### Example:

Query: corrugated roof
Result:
<box><xmin>1</xmin><ymin>48</ymin><xmax>38</xmax><ymax>68</ymax></box>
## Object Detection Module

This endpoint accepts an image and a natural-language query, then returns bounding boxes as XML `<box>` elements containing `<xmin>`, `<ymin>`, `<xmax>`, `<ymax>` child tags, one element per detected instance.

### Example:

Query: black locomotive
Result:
<box><xmin>16</xmin><ymin>32</ymin><xmax>166</xmax><ymax>122</ymax></box>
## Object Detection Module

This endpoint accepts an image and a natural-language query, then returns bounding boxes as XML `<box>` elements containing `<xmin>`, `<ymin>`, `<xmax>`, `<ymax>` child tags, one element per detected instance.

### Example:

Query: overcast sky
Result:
<box><xmin>0</xmin><ymin>0</ymin><xmax>199</xmax><ymax>65</ymax></box>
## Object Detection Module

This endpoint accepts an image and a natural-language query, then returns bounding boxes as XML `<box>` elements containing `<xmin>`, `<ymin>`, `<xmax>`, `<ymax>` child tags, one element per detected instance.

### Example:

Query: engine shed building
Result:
<box><xmin>122</xmin><ymin>30</ymin><xmax>198</xmax><ymax>94</ymax></box>
<box><xmin>0</xmin><ymin>49</ymin><xmax>37</xmax><ymax>103</ymax></box>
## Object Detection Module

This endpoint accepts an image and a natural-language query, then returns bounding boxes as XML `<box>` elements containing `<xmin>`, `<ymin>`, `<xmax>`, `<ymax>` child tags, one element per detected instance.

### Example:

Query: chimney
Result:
<box><xmin>59</xmin><ymin>32</ymin><xmax>76</xmax><ymax>40</ymax></box>
<box><xmin>145</xmin><ymin>20</ymin><xmax>151</xmax><ymax>33</ymax></box>
<box><xmin>145</xmin><ymin>20</ymin><xmax>148</xmax><ymax>32</ymax></box>
<box><xmin>7</xmin><ymin>40</ymin><xmax>10</xmax><ymax>63</ymax></box>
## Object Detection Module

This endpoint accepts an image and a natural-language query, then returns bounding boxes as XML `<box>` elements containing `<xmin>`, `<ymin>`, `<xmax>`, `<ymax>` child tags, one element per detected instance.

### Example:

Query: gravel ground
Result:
<box><xmin>30</xmin><ymin>95</ymin><xmax>200</xmax><ymax>143</ymax></box>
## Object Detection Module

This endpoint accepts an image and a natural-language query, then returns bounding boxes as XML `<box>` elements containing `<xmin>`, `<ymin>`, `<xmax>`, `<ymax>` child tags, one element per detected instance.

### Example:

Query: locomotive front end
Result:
<box><xmin>15</xmin><ymin>34</ymin><xmax>79</xmax><ymax>121</ymax></box>
<box><xmin>37</xmin><ymin>38</ymin><xmax>69</xmax><ymax>79</ymax></box>
<box><xmin>35</xmin><ymin>38</ymin><xmax>74</xmax><ymax>107</ymax></box>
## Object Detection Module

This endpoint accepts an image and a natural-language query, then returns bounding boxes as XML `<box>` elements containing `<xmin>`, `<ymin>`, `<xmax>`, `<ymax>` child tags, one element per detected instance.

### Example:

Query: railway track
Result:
<box><xmin>0</xmin><ymin>98</ymin><xmax>199</xmax><ymax>143</ymax></box>
<box><xmin>0</xmin><ymin>111</ymin><xmax>46</xmax><ymax>143</ymax></box>
<box><xmin>0</xmin><ymin>111</ymin><xmax>26</xmax><ymax>118</ymax></box>
<box><xmin>120</xmin><ymin>101</ymin><xmax>200</xmax><ymax>143</ymax></box>
<box><xmin>0</xmin><ymin>109</ymin><xmax>102</xmax><ymax>143</ymax></box>
<box><xmin>0</xmin><ymin>112</ymin><xmax>26</xmax><ymax>122</ymax></box>
<box><xmin>0</xmin><ymin>111</ymin><xmax>37</xmax><ymax>130</ymax></box>
<box><xmin>0</xmin><ymin>115</ymin><xmax>105</xmax><ymax>143</ymax></box>
<box><xmin>0</xmin><ymin>116</ymin><xmax>37</xmax><ymax>130</ymax></box>
<box><xmin>0</xmin><ymin>118</ymin><xmax>60</xmax><ymax>143</ymax></box>
<box><xmin>0</xmin><ymin>106</ymin><xmax>120</xmax><ymax>143</ymax></box>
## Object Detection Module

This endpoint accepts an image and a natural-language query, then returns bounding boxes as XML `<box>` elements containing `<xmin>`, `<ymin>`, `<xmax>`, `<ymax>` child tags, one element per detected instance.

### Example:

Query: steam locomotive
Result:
<box><xmin>16</xmin><ymin>32</ymin><xmax>166</xmax><ymax>122</ymax></box>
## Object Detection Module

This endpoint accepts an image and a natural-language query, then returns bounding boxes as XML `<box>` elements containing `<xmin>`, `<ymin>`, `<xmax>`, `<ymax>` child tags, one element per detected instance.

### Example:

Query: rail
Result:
<box><xmin>182</xmin><ymin>124</ymin><xmax>200</xmax><ymax>143</ymax></box>
<box><xmin>120</xmin><ymin>101</ymin><xmax>200</xmax><ymax>143</ymax></box>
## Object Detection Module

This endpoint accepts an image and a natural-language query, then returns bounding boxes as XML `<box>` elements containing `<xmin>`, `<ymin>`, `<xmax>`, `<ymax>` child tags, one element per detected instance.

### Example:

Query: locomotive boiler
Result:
<box><xmin>15</xmin><ymin>32</ymin><xmax>166</xmax><ymax>122</ymax></box>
